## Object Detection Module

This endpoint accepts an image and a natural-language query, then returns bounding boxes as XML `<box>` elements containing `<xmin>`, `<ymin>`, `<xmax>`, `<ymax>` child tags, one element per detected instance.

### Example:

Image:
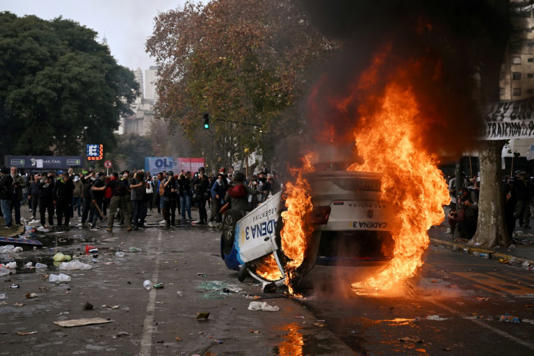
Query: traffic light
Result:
<box><xmin>203</xmin><ymin>113</ymin><xmax>210</xmax><ymax>129</ymax></box>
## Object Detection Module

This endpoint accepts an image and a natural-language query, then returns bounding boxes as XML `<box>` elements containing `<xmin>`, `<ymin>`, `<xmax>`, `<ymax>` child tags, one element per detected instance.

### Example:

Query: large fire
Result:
<box><xmin>347</xmin><ymin>59</ymin><xmax>450</xmax><ymax>293</ymax></box>
<box><xmin>256</xmin><ymin>155</ymin><xmax>314</xmax><ymax>293</ymax></box>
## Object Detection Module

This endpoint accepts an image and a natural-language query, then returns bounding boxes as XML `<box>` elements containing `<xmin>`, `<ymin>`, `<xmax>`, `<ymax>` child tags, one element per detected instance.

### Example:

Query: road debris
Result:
<box><xmin>248</xmin><ymin>301</ymin><xmax>280</xmax><ymax>312</ymax></box>
<box><xmin>426</xmin><ymin>315</ymin><xmax>448</xmax><ymax>321</ymax></box>
<box><xmin>499</xmin><ymin>315</ymin><xmax>520</xmax><ymax>323</ymax></box>
<box><xmin>53</xmin><ymin>317</ymin><xmax>112</xmax><ymax>328</ymax></box>
<box><xmin>196</xmin><ymin>312</ymin><xmax>210</xmax><ymax>320</ymax></box>
<box><xmin>59</xmin><ymin>260</ymin><xmax>92</xmax><ymax>271</ymax></box>
<box><xmin>48</xmin><ymin>273</ymin><xmax>71</xmax><ymax>283</ymax></box>
<box><xmin>16</xmin><ymin>331</ymin><xmax>37</xmax><ymax>336</ymax></box>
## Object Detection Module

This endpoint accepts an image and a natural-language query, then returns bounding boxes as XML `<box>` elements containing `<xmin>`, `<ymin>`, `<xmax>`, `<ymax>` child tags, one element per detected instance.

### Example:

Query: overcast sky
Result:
<box><xmin>2</xmin><ymin>0</ymin><xmax>193</xmax><ymax>70</ymax></box>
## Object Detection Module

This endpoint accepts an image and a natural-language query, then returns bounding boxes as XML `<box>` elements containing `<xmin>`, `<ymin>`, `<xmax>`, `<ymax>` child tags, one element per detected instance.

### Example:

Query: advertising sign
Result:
<box><xmin>176</xmin><ymin>157</ymin><xmax>205</xmax><ymax>173</ymax></box>
<box><xmin>5</xmin><ymin>156</ymin><xmax>82</xmax><ymax>170</ymax></box>
<box><xmin>86</xmin><ymin>144</ymin><xmax>104</xmax><ymax>160</ymax></box>
<box><xmin>144</xmin><ymin>157</ymin><xmax>177</xmax><ymax>176</ymax></box>
<box><xmin>234</xmin><ymin>192</ymin><xmax>282</xmax><ymax>263</ymax></box>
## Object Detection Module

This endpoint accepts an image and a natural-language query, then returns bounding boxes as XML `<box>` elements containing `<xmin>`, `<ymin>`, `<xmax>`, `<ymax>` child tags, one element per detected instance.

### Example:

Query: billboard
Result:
<box><xmin>144</xmin><ymin>157</ymin><xmax>177</xmax><ymax>176</ymax></box>
<box><xmin>5</xmin><ymin>156</ymin><xmax>82</xmax><ymax>170</ymax></box>
<box><xmin>176</xmin><ymin>158</ymin><xmax>205</xmax><ymax>173</ymax></box>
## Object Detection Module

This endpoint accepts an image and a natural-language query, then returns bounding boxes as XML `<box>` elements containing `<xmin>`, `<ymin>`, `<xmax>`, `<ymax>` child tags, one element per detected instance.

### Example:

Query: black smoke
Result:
<box><xmin>299</xmin><ymin>0</ymin><xmax>514</xmax><ymax>160</ymax></box>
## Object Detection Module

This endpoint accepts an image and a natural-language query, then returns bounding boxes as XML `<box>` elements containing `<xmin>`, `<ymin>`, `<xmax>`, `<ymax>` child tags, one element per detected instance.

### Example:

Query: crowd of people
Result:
<box><xmin>0</xmin><ymin>166</ymin><xmax>280</xmax><ymax>231</ymax></box>
<box><xmin>446</xmin><ymin>170</ymin><xmax>534</xmax><ymax>240</ymax></box>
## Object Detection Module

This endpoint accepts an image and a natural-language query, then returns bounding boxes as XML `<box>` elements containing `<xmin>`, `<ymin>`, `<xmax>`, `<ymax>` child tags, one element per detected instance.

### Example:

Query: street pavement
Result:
<box><xmin>0</xmin><ymin>210</ymin><xmax>533</xmax><ymax>355</ymax></box>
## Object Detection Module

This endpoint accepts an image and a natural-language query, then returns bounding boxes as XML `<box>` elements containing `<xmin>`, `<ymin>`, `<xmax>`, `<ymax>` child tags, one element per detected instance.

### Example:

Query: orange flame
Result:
<box><xmin>347</xmin><ymin>62</ymin><xmax>450</xmax><ymax>293</ymax></box>
<box><xmin>256</xmin><ymin>154</ymin><xmax>314</xmax><ymax>293</ymax></box>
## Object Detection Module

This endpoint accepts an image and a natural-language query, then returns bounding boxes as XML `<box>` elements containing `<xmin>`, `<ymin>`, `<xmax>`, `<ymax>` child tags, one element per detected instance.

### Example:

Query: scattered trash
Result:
<box><xmin>129</xmin><ymin>247</ymin><xmax>142</xmax><ymax>253</ymax></box>
<box><xmin>196</xmin><ymin>312</ymin><xmax>210</xmax><ymax>321</ymax></box>
<box><xmin>25</xmin><ymin>293</ymin><xmax>38</xmax><ymax>299</ymax></box>
<box><xmin>153</xmin><ymin>283</ymin><xmax>164</xmax><ymax>289</ymax></box>
<box><xmin>425</xmin><ymin>315</ymin><xmax>447</xmax><ymax>321</ymax></box>
<box><xmin>0</xmin><ymin>266</ymin><xmax>11</xmax><ymax>276</ymax></box>
<box><xmin>35</xmin><ymin>263</ymin><xmax>47</xmax><ymax>270</ymax></box>
<box><xmin>10</xmin><ymin>283</ymin><xmax>20</xmax><ymax>289</ymax></box>
<box><xmin>5</xmin><ymin>261</ymin><xmax>17</xmax><ymax>269</ymax></box>
<box><xmin>59</xmin><ymin>260</ymin><xmax>92</xmax><ymax>271</ymax></box>
<box><xmin>53</xmin><ymin>317</ymin><xmax>111</xmax><ymax>328</ymax></box>
<box><xmin>0</xmin><ymin>245</ymin><xmax>23</xmax><ymax>253</ymax></box>
<box><xmin>115</xmin><ymin>251</ymin><xmax>125</xmax><ymax>258</ymax></box>
<box><xmin>399</xmin><ymin>336</ymin><xmax>423</xmax><ymax>343</ymax></box>
<box><xmin>16</xmin><ymin>331</ymin><xmax>37</xmax><ymax>336</ymax></box>
<box><xmin>175</xmin><ymin>336</ymin><xmax>182</xmax><ymax>342</ymax></box>
<box><xmin>499</xmin><ymin>315</ymin><xmax>520</xmax><ymax>323</ymax></box>
<box><xmin>53</xmin><ymin>252</ymin><xmax>71</xmax><ymax>262</ymax></box>
<box><xmin>49</xmin><ymin>273</ymin><xmax>71</xmax><ymax>283</ymax></box>
<box><xmin>113</xmin><ymin>331</ymin><xmax>129</xmax><ymax>338</ymax></box>
<box><xmin>84</xmin><ymin>302</ymin><xmax>94</xmax><ymax>310</ymax></box>
<box><xmin>248</xmin><ymin>301</ymin><xmax>280</xmax><ymax>312</ymax></box>
<box><xmin>143</xmin><ymin>280</ymin><xmax>152</xmax><ymax>290</ymax></box>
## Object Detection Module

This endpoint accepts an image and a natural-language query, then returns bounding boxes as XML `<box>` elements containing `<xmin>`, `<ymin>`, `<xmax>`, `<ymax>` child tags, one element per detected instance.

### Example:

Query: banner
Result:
<box><xmin>144</xmin><ymin>157</ymin><xmax>176</xmax><ymax>176</ymax></box>
<box><xmin>486</xmin><ymin>99</ymin><xmax>534</xmax><ymax>140</ymax></box>
<box><xmin>176</xmin><ymin>157</ymin><xmax>205</xmax><ymax>173</ymax></box>
<box><xmin>5</xmin><ymin>156</ymin><xmax>82</xmax><ymax>169</ymax></box>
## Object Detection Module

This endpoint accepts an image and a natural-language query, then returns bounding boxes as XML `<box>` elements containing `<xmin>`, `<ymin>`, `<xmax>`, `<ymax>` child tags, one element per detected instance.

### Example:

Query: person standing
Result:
<box><xmin>55</xmin><ymin>172</ymin><xmax>74</xmax><ymax>228</ymax></box>
<box><xmin>105</xmin><ymin>172</ymin><xmax>132</xmax><ymax>232</ymax></box>
<box><xmin>193</xmin><ymin>167</ymin><xmax>210</xmax><ymax>225</ymax></box>
<box><xmin>178</xmin><ymin>171</ymin><xmax>193</xmax><ymax>222</ymax></box>
<box><xmin>39</xmin><ymin>175</ymin><xmax>55</xmax><ymax>227</ymax></box>
<box><xmin>72</xmin><ymin>175</ymin><xmax>83</xmax><ymax>217</ymax></box>
<box><xmin>130</xmin><ymin>170</ymin><xmax>146</xmax><ymax>230</ymax></box>
<box><xmin>10</xmin><ymin>167</ymin><xmax>24</xmax><ymax>226</ymax></box>
<box><xmin>0</xmin><ymin>167</ymin><xmax>13</xmax><ymax>228</ymax></box>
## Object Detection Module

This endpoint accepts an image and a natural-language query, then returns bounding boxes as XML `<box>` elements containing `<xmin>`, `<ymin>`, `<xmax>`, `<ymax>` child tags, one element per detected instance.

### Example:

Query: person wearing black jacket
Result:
<box><xmin>178</xmin><ymin>171</ymin><xmax>192</xmax><ymax>222</ymax></box>
<box><xmin>193</xmin><ymin>167</ymin><xmax>210</xmax><ymax>225</ymax></box>
<box><xmin>55</xmin><ymin>172</ymin><xmax>74</xmax><ymax>228</ymax></box>
<box><xmin>39</xmin><ymin>175</ymin><xmax>55</xmax><ymax>227</ymax></box>
<box><xmin>0</xmin><ymin>167</ymin><xmax>13</xmax><ymax>228</ymax></box>
<box><xmin>28</xmin><ymin>174</ymin><xmax>41</xmax><ymax>221</ymax></box>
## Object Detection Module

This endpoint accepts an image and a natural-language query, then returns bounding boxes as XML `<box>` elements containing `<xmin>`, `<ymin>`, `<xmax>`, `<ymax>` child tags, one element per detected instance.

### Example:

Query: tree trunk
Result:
<box><xmin>470</xmin><ymin>140</ymin><xmax>510</xmax><ymax>248</ymax></box>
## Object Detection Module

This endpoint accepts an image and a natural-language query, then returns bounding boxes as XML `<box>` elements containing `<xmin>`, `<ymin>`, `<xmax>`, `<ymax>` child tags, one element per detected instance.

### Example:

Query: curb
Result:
<box><xmin>430</xmin><ymin>237</ymin><xmax>534</xmax><ymax>268</ymax></box>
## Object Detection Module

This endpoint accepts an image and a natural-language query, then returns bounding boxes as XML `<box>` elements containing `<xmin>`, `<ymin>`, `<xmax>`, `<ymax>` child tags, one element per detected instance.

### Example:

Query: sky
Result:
<box><xmin>1</xmin><ymin>0</ymin><xmax>193</xmax><ymax>71</ymax></box>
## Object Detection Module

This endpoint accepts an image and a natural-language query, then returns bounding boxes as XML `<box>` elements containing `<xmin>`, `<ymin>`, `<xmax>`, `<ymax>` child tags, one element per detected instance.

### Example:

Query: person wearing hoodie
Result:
<box><xmin>55</xmin><ymin>172</ymin><xmax>75</xmax><ymax>228</ymax></box>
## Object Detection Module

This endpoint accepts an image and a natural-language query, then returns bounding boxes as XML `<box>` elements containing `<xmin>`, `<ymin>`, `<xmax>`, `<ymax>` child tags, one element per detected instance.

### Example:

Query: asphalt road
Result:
<box><xmin>1</xmin><ymin>218</ymin><xmax>534</xmax><ymax>355</ymax></box>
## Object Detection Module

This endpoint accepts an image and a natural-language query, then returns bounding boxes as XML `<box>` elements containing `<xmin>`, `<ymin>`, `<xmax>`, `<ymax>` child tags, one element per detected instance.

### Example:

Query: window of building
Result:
<box><xmin>513</xmin><ymin>56</ymin><xmax>522</xmax><ymax>65</ymax></box>
<box><xmin>513</xmin><ymin>87</ymin><xmax>522</xmax><ymax>96</ymax></box>
<box><xmin>513</xmin><ymin>72</ymin><xmax>522</xmax><ymax>80</ymax></box>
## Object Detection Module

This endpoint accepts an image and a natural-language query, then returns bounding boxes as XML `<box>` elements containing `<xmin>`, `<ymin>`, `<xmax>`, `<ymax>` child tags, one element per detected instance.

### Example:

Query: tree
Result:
<box><xmin>146</xmin><ymin>0</ymin><xmax>333</xmax><ymax>169</ymax></box>
<box><xmin>0</xmin><ymin>12</ymin><xmax>138</xmax><ymax>158</ymax></box>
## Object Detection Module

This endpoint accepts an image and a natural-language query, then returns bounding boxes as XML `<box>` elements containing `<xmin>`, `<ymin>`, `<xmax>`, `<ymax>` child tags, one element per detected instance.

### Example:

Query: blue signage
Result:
<box><xmin>5</xmin><ymin>156</ymin><xmax>82</xmax><ymax>169</ymax></box>
<box><xmin>144</xmin><ymin>157</ymin><xmax>177</xmax><ymax>175</ymax></box>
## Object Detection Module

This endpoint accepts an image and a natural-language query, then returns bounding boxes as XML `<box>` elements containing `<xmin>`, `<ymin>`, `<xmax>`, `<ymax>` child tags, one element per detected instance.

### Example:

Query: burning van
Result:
<box><xmin>220</xmin><ymin>166</ymin><xmax>394</xmax><ymax>289</ymax></box>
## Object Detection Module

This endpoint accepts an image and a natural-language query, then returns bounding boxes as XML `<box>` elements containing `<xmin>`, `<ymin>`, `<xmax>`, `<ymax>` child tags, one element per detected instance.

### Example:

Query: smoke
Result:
<box><xmin>299</xmin><ymin>0</ymin><xmax>512</xmax><ymax>161</ymax></box>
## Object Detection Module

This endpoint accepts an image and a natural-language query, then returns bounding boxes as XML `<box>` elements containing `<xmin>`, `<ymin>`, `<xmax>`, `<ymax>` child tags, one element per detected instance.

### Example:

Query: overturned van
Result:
<box><xmin>220</xmin><ymin>170</ymin><xmax>394</xmax><ymax>286</ymax></box>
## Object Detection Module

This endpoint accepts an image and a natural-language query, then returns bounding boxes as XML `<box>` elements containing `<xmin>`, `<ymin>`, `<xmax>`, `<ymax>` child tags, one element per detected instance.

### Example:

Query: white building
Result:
<box><xmin>119</xmin><ymin>66</ymin><xmax>158</xmax><ymax>136</ymax></box>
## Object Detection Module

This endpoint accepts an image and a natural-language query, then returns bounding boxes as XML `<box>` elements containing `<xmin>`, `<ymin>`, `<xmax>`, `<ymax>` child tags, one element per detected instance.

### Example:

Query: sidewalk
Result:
<box><xmin>429</xmin><ymin>224</ymin><xmax>534</xmax><ymax>271</ymax></box>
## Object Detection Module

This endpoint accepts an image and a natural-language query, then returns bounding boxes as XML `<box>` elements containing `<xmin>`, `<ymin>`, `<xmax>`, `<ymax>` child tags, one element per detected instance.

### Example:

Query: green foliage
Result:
<box><xmin>0</xmin><ymin>12</ymin><xmax>139</xmax><ymax>158</ymax></box>
<box><xmin>146</xmin><ymin>0</ymin><xmax>334</xmax><ymax>167</ymax></box>
<box><xmin>108</xmin><ymin>134</ymin><xmax>153</xmax><ymax>171</ymax></box>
